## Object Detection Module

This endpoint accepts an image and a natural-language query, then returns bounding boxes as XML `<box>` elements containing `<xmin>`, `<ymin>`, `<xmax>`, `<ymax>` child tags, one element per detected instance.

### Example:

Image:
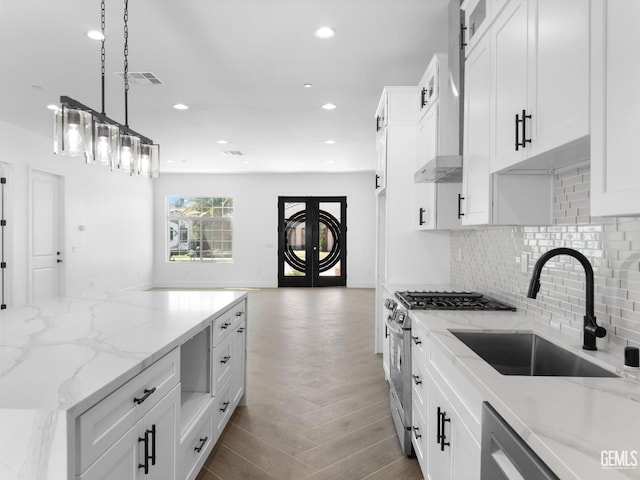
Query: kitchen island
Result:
<box><xmin>0</xmin><ymin>289</ymin><xmax>247</xmax><ymax>480</ymax></box>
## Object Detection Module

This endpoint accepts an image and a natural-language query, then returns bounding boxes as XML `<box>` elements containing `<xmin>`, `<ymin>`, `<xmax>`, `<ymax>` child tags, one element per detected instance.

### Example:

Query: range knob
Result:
<box><xmin>384</xmin><ymin>298</ymin><xmax>397</xmax><ymax>310</ymax></box>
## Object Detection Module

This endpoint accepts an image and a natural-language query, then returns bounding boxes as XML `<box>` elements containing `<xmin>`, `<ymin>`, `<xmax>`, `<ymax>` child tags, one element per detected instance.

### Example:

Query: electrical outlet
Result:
<box><xmin>521</xmin><ymin>252</ymin><xmax>529</xmax><ymax>274</ymax></box>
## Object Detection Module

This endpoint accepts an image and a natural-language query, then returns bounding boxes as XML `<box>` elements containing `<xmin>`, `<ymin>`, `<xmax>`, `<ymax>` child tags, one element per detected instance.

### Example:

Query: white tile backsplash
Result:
<box><xmin>451</xmin><ymin>163</ymin><xmax>640</xmax><ymax>348</ymax></box>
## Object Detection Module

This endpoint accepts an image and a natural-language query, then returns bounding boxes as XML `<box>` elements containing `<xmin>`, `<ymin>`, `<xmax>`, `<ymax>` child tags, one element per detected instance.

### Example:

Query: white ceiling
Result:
<box><xmin>0</xmin><ymin>0</ymin><xmax>450</xmax><ymax>174</ymax></box>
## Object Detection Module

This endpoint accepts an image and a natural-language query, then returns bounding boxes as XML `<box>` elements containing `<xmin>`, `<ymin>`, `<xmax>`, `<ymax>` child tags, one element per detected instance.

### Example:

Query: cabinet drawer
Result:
<box><xmin>411</xmin><ymin>352</ymin><xmax>428</xmax><ymax>412</ymax></box>
<box><xmin>78</xmin><ymin>348</ymin><xmax>180</xmax><ymax>473</ymax></box>
<box><xmin>212</xmin><ymin>308</ymin><xmax>234</xmax><ymax>346</ymax></box>
<box><xmin>230</xmin><ymin>300</ymin><xmax>246</xmax><ymax>330</ymax></box>
<box><xmin>214</xmin><ymin>382</ymin><xmax>233</xmax><ymax>434</ymax></box>
<box><xmin>212</xmin><ymin>333</ymin><xmax>233</xmax><ymax>395</ymax></box>
<box><xmin>180</xmin><ymin>406</ymin><xmax>214</xmax><ymax>480</ymax></box>
<box><xmin>411</xmin><ymin>398</ymin><xmax>427</xmax><ymax>473</ymax></box>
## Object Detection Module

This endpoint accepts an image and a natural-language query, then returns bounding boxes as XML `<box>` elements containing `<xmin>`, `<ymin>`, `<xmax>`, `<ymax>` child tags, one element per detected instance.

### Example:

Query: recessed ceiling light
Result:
<box><xmin>314</xmin><ymin>27</ymin><xmax>335</xmax><ymax>39</ymax></box>
<box><xmin>173</xmin><ymin>103</ymin><xmax>189</xmax><ymax>110</ymax></box>
<box><xmin>87</xmin><ymin>30</ymin><xmax>105</xmax><ymax>41</ymax></box>
<box><xmin>322</xmin><ymin>103</ymin><xmax>337</xmax><ymax>110</ymax></box>
<box><xmin>46</xmin><ymin>104</ymin><xmax>59</xmax><ymax>111</ymax></box>
<box><xmin>304</xmin><ymin>83</ymin><xmax>312</xmax><ymax>88</ymax></box>
<box><xmin>325</xmin><ymin>140</ymin><xmax>335</xmax><ymax>144</ymax></box>
<box><xmin>216</xmin><ymin>140</ymin><xmax>228</xmax><ymax>144</ymax></box>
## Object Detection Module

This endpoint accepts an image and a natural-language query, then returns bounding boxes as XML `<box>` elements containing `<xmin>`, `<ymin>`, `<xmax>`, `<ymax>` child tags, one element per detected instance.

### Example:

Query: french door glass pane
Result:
<box><xmin>284</xmin><ymin>202</ymin><xmax>307</xmax><ymax>277</ymax></box>
<box><xmin>318</xmin><ymin>202</ymin><xmax>341</xmax><ymax>278</ymax></box>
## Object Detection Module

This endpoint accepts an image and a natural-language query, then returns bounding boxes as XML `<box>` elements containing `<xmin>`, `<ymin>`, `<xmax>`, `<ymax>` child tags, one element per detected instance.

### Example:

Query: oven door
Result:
<box><xmin>385</xmin><ymin>316</ymin><xmax>405</xmax><ymax>403</ymax></box>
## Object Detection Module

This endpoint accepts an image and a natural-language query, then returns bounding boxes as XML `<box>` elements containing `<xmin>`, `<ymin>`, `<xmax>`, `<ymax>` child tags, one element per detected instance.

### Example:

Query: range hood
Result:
<box><xmin>414</xmin><ymin>155</ymin><xmax>463</xmax><ymax>183</ymax></box>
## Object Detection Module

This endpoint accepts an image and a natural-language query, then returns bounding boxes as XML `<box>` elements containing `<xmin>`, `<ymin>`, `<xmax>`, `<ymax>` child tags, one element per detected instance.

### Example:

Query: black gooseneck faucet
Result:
<box><xmin>527</xmin><ymin>247</ymin><xmax>607</xmax><ymax>350</ymax></box>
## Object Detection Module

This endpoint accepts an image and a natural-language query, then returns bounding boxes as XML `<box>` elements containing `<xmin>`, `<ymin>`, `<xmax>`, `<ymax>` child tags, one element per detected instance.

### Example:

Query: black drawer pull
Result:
<box><xmin>236</xmin><ymin>311</ymin><xmax>244</xmax><ymax>317</ymax></box>
<box><xmin>220</xmin><ymin>322</ymin><xmax>231</xmax><ymax>330</ymax></box>
<box><xmin>412</xmin><ymin>374</ymin><xmax>422</xmax><ymax>385</ymax></box>
<box><xmin>413</xmin><ymin>425</ymin><xmax>422</xmax><ymax>439</ymax></box>
<box><xmin>194</xmin><ymin>436</ymin><xmax>209</xmax><ymax>453</ymax></box>
<box><xmin>220</xmin><ymin>401</ymin><xmax>230</xmax><ymax>413</ymax></box>
<box><xmin>419</xmin><ymin>207</ymin><xmax>425</xmax><ymax>226</ymax></box>
<box><xmin>457</xmin><ymin>194</ymin><xmax>465</xmax><ymax>218</ymax></box>
<box><xmin>138</xmin><ymin>430</ymin><xmax>150</xmax><ymax>474</ymax></box>
<box><xmin>237</xmin><ymin>327</ymin><xmax>245</xmax><ymax>333</ymax></box>
<box><xmin>411</xmin><ymin>335</ymin><xmax>422</xmax><ymax>346</ymax></box>
<box><xmin>133</xmin><ymin>387</ymin><xmax>156</xmax><ymax>405</ymax></box>
<box><xmin>375</xmin><ymin>174</ymin><xmax>380</xmax><ymax>189</ymax></box>
<box><xmin>220</xmin><ymin>355</ymin><xmax>231</xmax><ymax>364</ymax></box>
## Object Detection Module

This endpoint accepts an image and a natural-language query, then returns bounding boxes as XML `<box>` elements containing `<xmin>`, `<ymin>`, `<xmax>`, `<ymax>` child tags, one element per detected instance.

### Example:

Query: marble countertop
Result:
<box><xmin>0</xmin><ymin>289</ymin><xmax>247</xmax><ymax>480</ymax></box>
<box><xmin>411</xmin><ymin>308</ymin><xmax>640</xmax><ymax>480</ymax></box>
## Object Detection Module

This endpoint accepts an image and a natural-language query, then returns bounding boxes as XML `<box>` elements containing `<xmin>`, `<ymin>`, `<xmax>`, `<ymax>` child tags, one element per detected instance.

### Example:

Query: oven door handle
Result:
<box><xmin>385</xmin><ymin>315</ymin><xmax>404</xmax><ymax>337</ymax></box>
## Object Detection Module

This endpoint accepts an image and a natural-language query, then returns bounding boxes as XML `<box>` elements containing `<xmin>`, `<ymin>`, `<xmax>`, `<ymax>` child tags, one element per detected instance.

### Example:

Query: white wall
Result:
<box><xmin>153</xmin><ymin>172</ymin><xmax>376</xmax><ymax>288</ymax></box>
<box><xmin>0</xmin><ymin>121</ymin><xmax>154</xmax><ymax>306</ymax></box>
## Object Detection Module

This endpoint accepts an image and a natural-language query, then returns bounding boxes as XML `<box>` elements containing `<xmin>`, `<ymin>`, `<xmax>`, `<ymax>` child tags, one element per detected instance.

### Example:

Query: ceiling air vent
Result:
<box><xmin>115</xmin><ymin>72</ymin><xmax>164</xmax><ymax>86</ymax></box>
<box><xmin>221</xmin><ymin>151</ymin><xmax>244</xmax><ymax>156</ymax></box>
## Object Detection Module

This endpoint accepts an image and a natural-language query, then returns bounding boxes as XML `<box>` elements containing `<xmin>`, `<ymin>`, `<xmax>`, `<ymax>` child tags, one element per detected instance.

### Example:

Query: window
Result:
<box><xmin>168</xmin><ymin>196</ymin><xmax>233</xmax><ymax>261</ymax></box>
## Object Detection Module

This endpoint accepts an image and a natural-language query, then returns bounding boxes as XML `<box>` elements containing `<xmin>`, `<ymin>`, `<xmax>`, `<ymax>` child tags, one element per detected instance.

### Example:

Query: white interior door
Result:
<box><xmin>30</xmin><ymin>170</ymin><xmax>63</xmax><ymax>302</ymax></box>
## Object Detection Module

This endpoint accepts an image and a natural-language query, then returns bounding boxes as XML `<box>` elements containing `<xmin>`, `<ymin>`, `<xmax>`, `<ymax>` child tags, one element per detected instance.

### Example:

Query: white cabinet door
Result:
<box><xmin>462</xmin><ymin>32</ymin><xmax>492</xmax><ymax>226</ymax></box>
<box><xmin>416</xmin><ymin>104</ymin><xmax>438</xmax><ymax>230</ymax></box>
<box><xmin>450</xmin><ymin>409</ymin><xmax>481</xmax><ymax>480</ymax></box>
<box><xmin>375</xmin><ymin>130</ymin><xmax>387</xmax><ymax>195</ymax></box>
<box><xmin>81</xmin><ymin>386</ymin><xmax>179</xmax><ymax>480</ymax></box>
<box><xmin>491</xmin><ymin>0</ymin><xmax>529</xmax><ymax>173</ymax></box>
<box><xmin>230</xmin><ymin>321</ymin><xmax>246</xmax><ymax>407</ymax></box>
<box><xmin>426</xmin><ymin>374</ymin><xmax>452</xmax><ymax>480</ymax></box>
<box><xmin>591</xmin><ymin>0</ymin><xmax>640</xmax><ymax>216</ymax></box>
<box><xmin>528</xmin><ymin>0</ymin><xmax>588</xmax><ymax>158</ymax></box>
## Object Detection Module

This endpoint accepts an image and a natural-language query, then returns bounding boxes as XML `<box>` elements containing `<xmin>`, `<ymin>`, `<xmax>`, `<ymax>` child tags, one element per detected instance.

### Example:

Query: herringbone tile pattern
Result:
<box><xmin>196</xmin><ymin>288</ymin><xmax>422</xmax><ymax>480</ymax></box>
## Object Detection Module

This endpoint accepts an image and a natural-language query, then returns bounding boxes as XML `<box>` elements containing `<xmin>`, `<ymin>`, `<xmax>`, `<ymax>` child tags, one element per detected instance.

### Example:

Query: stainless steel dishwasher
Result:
<box><xmin>481</xmin><ymin>402</ymin><xmax>559</xmax><ymax>480</ymax></box>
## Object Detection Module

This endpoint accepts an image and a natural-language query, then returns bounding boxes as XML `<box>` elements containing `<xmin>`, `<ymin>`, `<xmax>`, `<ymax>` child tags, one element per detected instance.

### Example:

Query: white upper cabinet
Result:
<box><xmin>415</xmin><ymin>54</ymin><xmax>463</xmax><ymax>230</ymax></box>
<box><xmin>591</xmin><ymin>0</ymin><xmax>640</xmax><ymax>216</ymax></box>
<box><xmin>461</xmin><ymin>1</ymin><xmax>553</xmax><ymax>226</ymax></box>
<box><xmin>462</xmin><ymin>0</ymin><xmax>509</xmax><ymax>57</ymax></box>
<box><xmin>491</xmin><ymin>0</ymin><xmax>589</xmax><ymax>173</ymax></box>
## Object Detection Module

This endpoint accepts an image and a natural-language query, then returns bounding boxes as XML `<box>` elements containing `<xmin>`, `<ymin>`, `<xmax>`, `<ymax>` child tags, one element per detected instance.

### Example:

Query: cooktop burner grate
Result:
<box><xmin>394</xmin><ymin>291</ymin><xmax>516</xmax><ymax>311</ymax></box>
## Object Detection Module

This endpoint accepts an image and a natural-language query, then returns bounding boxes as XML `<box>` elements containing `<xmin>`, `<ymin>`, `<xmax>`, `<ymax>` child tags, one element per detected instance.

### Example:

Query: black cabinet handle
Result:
<box><xmin>236</xmin><ymin>311</ymin><xmax>243</xmax><ymax>317</ymax></box>
<box><xmin>419</xmin><ymin>207</ymin><xmax>426</xmax><ymax>226</ymax></box>
<box><xmin>384</xmin><ymin>324</ymin><xmax>388</xmax><ymax>339</ymax></box>
<box><xmin>457</xmin><ymin>194</ymin><xmax>465</xmax><ymax>219</ymax></box>
<box><xmin>411</xmin><ymin>335</ymin><xmax>422</xmax><ymax>346</ymax></box>
<box><xmin>237</xmin><ymin>327</ymin><xmax>245</xmax><ymax>333</ymax></box>
<box><xmin>437</xmin><ymin>407</ymin><xmax>451</xmax><ymax>451</ymax></box>
<box><xmin>375</xmin><ymin>174</ymin><xmax>380</xmax><ymax>189</ymax></box>
<box><xmin>221</xmin><ymin>322</ymin><xmax>231</xmax><ymax>330</ymax></box>
<box><xmin>376</xmin><ymin>116</ymin><xmax>382</xmax><ymax>132</ymax></box>
<box><xmin>515</xmin><ymin>112</ymin><xmax>521</xmax><ymax>151</ymax></box>
<box><xmin>421</xmin><ymin>87</ymin><xmax>428</xmax><ymax>108</ymax></box>
<box><xmin>515</xmin><ymin>109</ymin><xmax>532</xmax><ymax>151</ymax></box>
<box><xmin>220</xmin><ymin>401</ymin><xmax>230</xmax><ymax>413</ymax></box>
<box><xmin>413</xmin><ymin>425</ymin><xmax>422</xmax><ymax>439</ymax></box>
<box><xmin>220</xmin><ymin>355</ymin><xmax>231</xmax><ymax>364</ymax></box>
<box><xmin>138</xmin><ymin>430</ymin><xmax>150</xmax><ymax>474</ymax></box>
<box><xmin>412</xmin><ymin>374</ymin><xmax>422</xmax><ymax>385</ymax></box>
<box><xmin>521</xmin><ymin>109</ymin><xmax>532</xmax><ymax>148</ymax></box>
<box><xmin>133</xmin><ymin>387</ymin><xmax>156</xmax><ymax>405</ymax></box>
<box><xmin>150</xmin><ymin>424</ymin><xmax>156</xmax><ymax>466</ymax></box>
<box><xmin>460</xmin><ymin>23</ymin><xmax>467</xmax><ymax>49</ymax></box>
<box><xmin>194</xmin><ymin>436</ymin><xmax>208</xmax><ymax>453</ymax></box>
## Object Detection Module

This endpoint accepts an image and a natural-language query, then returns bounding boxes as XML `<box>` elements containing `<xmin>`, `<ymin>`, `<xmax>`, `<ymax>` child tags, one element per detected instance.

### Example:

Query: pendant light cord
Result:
<box><xmin>100</xmin><ymin>0</ymin><xmax>106</xmax><ymax>115</ymax></box>
<box><xmin>123</xmin><ymin>0</ymin><xmax>129</xmax><ymax>128</ymax></box>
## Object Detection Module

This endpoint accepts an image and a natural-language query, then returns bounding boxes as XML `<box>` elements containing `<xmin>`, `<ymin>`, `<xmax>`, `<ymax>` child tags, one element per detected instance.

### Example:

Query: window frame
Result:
<box><xmin>167</xmin><ymin>196</ymin><xmax>234</xmax><ymax>263</ymax></box>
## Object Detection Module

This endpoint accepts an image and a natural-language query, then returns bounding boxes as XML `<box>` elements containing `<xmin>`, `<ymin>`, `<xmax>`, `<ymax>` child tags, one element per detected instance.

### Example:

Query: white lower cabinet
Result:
<box><xmin>179</xmin><ymin>406</ymin><xmax>214</xmax><ymax>480</ymax></box>
<box><xmin>425</xmin><ymin>372</ymin><xmax>480</xmax><ymax>480</ymax></box>
<box><xmin>230</xmin><ymin>321</ymin><xmax>246</xmax><ymax>407</ymax></box>
<box><xmin>411</xmin><ymin>315</ymin><xmax>481</xmax><ymax>480</ymax></box>
<box><xmin>81</xmin><ymin>384</ymin><xmax>180</xmax><ymax>480</ymax></box>
<box><xmin>77</xmin><ymin>299</ymin><xmax>248</xmax><ymax>480</ymax></box>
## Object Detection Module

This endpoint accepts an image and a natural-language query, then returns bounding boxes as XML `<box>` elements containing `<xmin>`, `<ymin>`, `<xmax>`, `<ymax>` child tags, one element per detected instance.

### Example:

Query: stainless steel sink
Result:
<box><xmin>450</xmin><ymin>331</ymin><xmax>618</xmax><ymax>377</ymax></box>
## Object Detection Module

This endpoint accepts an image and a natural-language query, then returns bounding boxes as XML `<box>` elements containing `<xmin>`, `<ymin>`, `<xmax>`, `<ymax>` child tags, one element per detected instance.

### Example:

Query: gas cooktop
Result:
<box><xmin>394</xmin><ymin>291</ymin><xmax>516</xmax><ymax>311</ymax></box>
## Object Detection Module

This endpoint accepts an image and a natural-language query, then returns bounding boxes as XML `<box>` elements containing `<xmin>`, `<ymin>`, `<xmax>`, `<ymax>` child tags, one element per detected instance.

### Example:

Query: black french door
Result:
<box><xmin>278</xmin><ymin>196</ymin><xmax>347</xmax><ymax>287</ymax></box>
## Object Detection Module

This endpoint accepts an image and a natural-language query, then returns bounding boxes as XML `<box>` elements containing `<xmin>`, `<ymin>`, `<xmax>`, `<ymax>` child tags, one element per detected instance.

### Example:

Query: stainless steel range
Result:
<box><xmin>385</xmin><ymin>291</ymin><xmax>515</xmax><ymax>456</ymax></box>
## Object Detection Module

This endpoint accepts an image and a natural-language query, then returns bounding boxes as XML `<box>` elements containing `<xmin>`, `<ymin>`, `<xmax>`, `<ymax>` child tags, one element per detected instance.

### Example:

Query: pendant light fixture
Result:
<box><xmin>53</xmin><ymin>0</ymin><xmax>160</xmax><ymax>178</ymax></box>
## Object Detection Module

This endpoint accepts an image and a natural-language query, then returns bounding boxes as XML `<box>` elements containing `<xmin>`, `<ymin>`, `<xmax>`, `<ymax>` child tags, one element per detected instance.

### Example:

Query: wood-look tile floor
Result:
<box><xmin>196</xmin><ymin>287</ymin><xmax>423</xmax><ymax>480</ymax></box>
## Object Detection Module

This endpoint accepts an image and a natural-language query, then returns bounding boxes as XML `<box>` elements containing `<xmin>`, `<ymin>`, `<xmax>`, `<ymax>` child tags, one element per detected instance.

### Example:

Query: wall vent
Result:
<box><xmin>115</xmin><ymin>72</ymin><xmax>164</xmax><ymax>86</ymax></box>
